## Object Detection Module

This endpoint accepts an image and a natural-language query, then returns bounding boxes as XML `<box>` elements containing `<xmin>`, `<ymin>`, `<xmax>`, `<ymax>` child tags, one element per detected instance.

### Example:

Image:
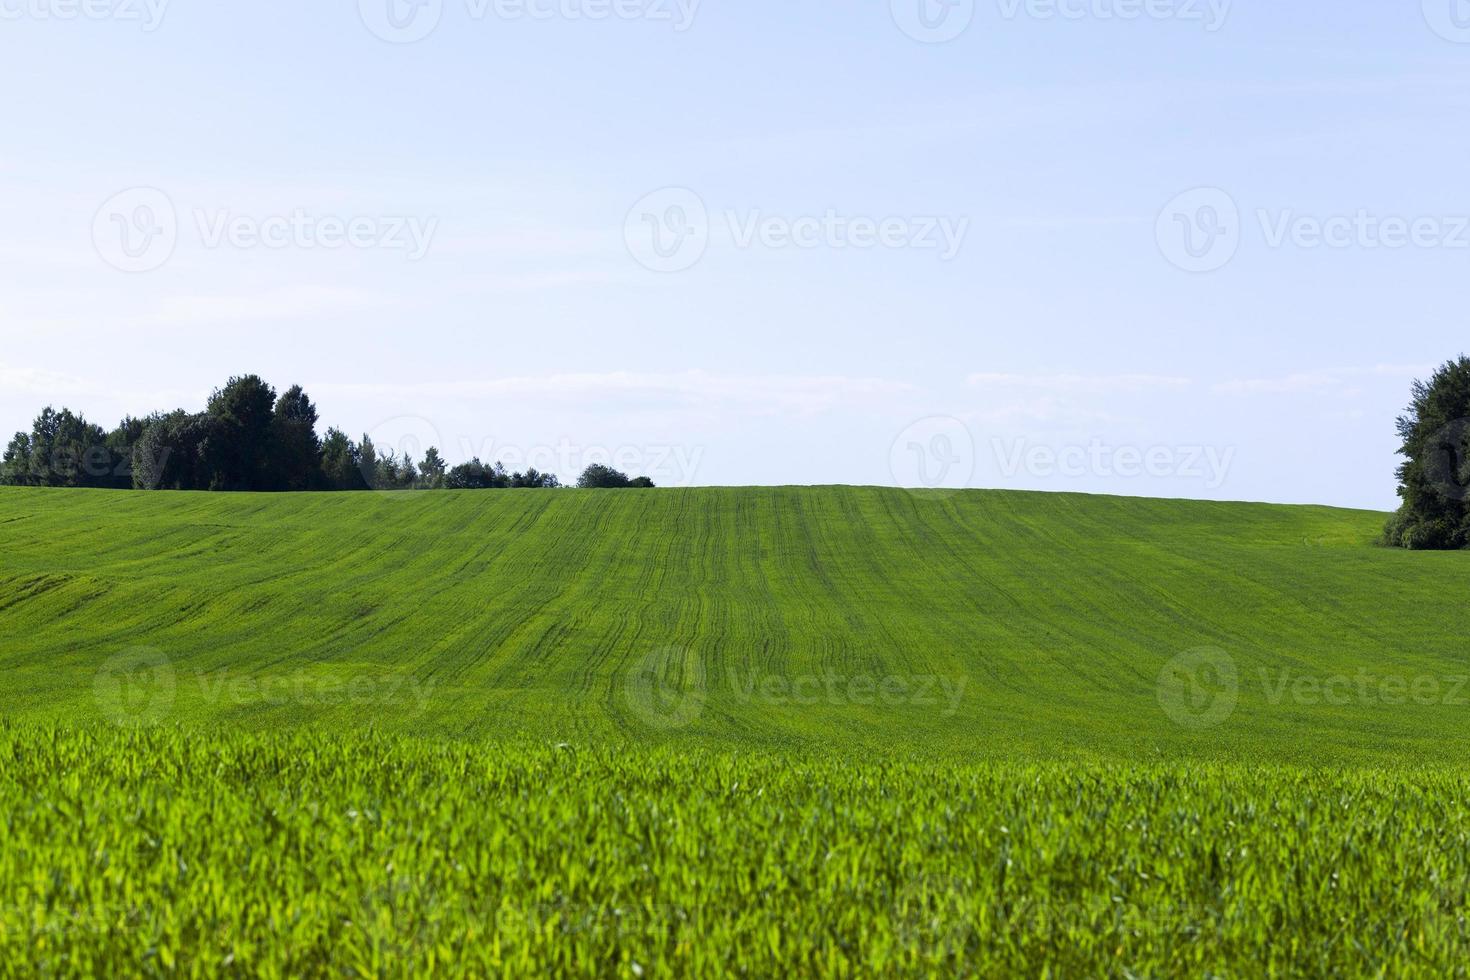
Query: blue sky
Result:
<box><xmin>2</xmin><ymin>0</ymin><xmax>1467</xmax><ymax>507</ymax></box>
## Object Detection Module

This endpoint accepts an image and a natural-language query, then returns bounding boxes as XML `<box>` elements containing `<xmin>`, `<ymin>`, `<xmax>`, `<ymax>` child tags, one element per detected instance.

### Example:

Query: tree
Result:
<box><xmin>445</xmin><ymin>459</ymin><xmax>508</xmax><ymax>490</ymax></box>
<box><xmin>132</xmin><ymin>412</ymin><xmax>223</xmax><ymax>491</ymax></box>
<box><xmin>418</xmin><ymin>447</ymin><xmax>447</xmax><ymax>489</ymax></box>
<box><xmin>3</xmin><ymin>372</ymin><xmax>608</xmax><ymax>495</ymax></box>
<box><xmin>131</xmin><ymin>416</ymin><xmax>174</xmax><ymax>490</ymax></box>
<box><xmin>393</xmin><ymin>452</ymin><xmax>419</xmax><ymax>489</ymax></box>
<box><xmin>320</xmin><ymin>428</ymin><xmax>365</xmax><ymax>491</ymax></box>
<box><xmin>1385</xmin><ymin>356</ymin><xmax>1470</xmax><ymax>550</ymax></box>
<box><xmin>510</xmin><ymin>468</ymin><xmax>561</xmax><ymax>489</ymax></box>
<box><xmin>0</xmin><ymin>407</ymin><xmax>112</xmax><ymax>488</ymax></box>
<box><xmin>106</xmin><ymin>416</ymin><xmax>151</xmax><ymax>489</ymax></box>
<box><xmin>272</xmin><ymin>386</ymin><xmax>322</xmax><ymax>491</ymax></box>
<box><xmin>576</xmin><ymin>464</ymin><xmax>629</xmax><ymax>489</ymax></box>
<box><xmin>357</xmin><ymin>434</ymin><xmax>379</xmax><ymax>487</ymax></box>
<box><xmin>1</xmin><ymin>432</ymin><xmax>33</xmax><ymax>486</ymax></box>
<box><xmin>368</xmin><ymin>447</ymin><xmax>417</xmax><ymax>490</ymax></box>
<box><xmin>576</xmin><ymin>464</ymin><xmax>653</xmax><ymax>489</ymax></box>
<box><xmin>207</xmin><ymin>375</ymin><xmax>278</xmax><ymax>491</ymax></box>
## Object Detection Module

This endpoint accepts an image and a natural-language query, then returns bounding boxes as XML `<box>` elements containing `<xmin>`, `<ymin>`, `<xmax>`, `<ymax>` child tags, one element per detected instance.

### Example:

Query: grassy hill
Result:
<box><xmin>4</xmin><ymin>485</ymin><xmax>1467</xmax><ymax>762</ymax></box>
<box><xmin>7</xmin><ymin>486</ymin><xmax>1470</xmax><ymax>974</ymax></box>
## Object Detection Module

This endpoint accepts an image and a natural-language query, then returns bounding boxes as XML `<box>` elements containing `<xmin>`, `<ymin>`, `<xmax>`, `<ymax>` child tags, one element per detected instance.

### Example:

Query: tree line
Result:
<box><xmin>1</xmin><ymin>375</ymin><xmax>655</xmax><ymax>492</ymax></box>
<box><xmin>1386</xmin><ymin>356</ymin><xmax>1470</xmax><ymax>550</ymax></box>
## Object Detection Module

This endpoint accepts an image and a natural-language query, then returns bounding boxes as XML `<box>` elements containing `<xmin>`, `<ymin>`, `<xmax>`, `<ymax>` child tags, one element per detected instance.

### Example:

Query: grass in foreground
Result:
<box><xmin>5</xmin><ymin>725</ymin><xmax>1470</xmax><ymax>978</ymax></box>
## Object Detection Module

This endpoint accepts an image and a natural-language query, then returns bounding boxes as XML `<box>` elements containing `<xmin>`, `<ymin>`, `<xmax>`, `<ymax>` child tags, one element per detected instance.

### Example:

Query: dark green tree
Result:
<box><xmin>510</xmin><ymin>468</ymin><xmax>561</xmax><ymax>489</ymax></box>
<box><xmin>0</xmin><ymin>407</ymin><xmax>112</xmax><ymax>488</ymax></box>
<box><xmin>576</xmin><ymin>464</ymin><xmax>653</xmax><ymax>489</ymax></box>
<box><xmin>320</xmin><ymin>428</ymin><xmax>365</xmax><ymax>491</ymax></box>
<box><xmin>576</xmin><ymin>464</ymin><xmax>629</xmax><ymax>489</ymax></box>
<box><xmin>1</xmin><ymin>431</ymin><xmax>34</xmax><ymax>486</ymax></box>
<box><xmin>4</xmin><ymin>374</ymin><xmax>599</xmax><ymax>495</ymax></box>
<box><xmin>206</xmin><ymin>375</ymin><xmax>279</xmax><ymax>491</ymax></box>
<box><xmin>367</xmin><ymin>444</ymin><xmax>414</xmax><ymax>490</ymax></box>
<box><xmin>106</xmin><ymin>416</ymin><xmax>151</xmax><ymax>489</ymax></box>
<box><xmin>392</xmin><ymin>452</ymin><xmax>418</xmax><ymax>489</ymax></box>
<box><xmin>1385</xmin><ymin>356</ymin><xmax>1470</xmax><ymax>550</ymax></box>
<box><xmin>418</xmin><ymin>447</ymin><xmax>447</xmax><ymax>489</ymax></box>
<box><xmin>358</xmin><ymin>434</ymin><xmax>383</xmax><ymax>489</ymax></box>
<box><xmin>445</xmin><ymin>459</ymin><xmax>508</xmax><ymax>490</ymax></box>
<box><xmin>132</xmin><ymin>412</ymin><xmax>223</xmax><ymax>491</ymax></box>
<box><xmin>272</xmin><ymin>386</ymin><xmax>322</xmax><ymax>491</ymax></box>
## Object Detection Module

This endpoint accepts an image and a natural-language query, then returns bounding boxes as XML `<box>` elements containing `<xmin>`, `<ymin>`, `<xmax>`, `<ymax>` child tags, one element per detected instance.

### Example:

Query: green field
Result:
<box><xmin>3</xmin><ymin>486</ymin><xmax>1469</xmax><ymax>760</ymax></box>
<box><xmin>6</xmin><ymin>727</ymin><xmax>1470</xmax><ymax>977</ymax></box>
<box><xmin>4</xmin><ymin>486</ymin><xmax>1470</xmax><ymax>975</ymax></box>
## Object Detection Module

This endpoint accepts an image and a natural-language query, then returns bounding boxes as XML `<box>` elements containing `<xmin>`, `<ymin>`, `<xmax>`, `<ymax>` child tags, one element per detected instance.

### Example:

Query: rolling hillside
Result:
<box><xmin>2</xmin><ymin>486</ymin><xmax>1467</xmax><ymax>761</ymax></box>
<box><xmin>7</xmin><ymin>485</ymin><xmax>1470</xmax><ymax>974</ymax></box>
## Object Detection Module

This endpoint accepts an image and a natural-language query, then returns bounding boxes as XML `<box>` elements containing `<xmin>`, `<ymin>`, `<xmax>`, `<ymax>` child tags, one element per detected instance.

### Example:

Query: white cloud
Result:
<box><xmin>0</xmin><ymin>364</ymin><xmax>96</xmax><ymax>398</ymax></box>
<box><xmin>1213</xmin><ymin>364</ymin><xmax>1434</xmax><ymax>396</ymax></box>
<box><xmin>963</xmin><ymin>398</ymin><xmax>1121</xmax><ymax>427</ymax></box>
<box><xmin>1213</xmin><ymin>372</ymin><xmax>1341</xmax><ymax>396</ymax></box>
<box><xmin>316</xmin><ymin>371</ymin><xmax>913</xmax><ymax>417</ymax></box>
<box><xmin>0</xmin><ymin>362</ymin><xmax>204</xmax><ymax>418</ymax></box>
<box><xmin>967</xmin><ymin>372</ymin><xmax>1192</xmax><ymax>394</ymax></box>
